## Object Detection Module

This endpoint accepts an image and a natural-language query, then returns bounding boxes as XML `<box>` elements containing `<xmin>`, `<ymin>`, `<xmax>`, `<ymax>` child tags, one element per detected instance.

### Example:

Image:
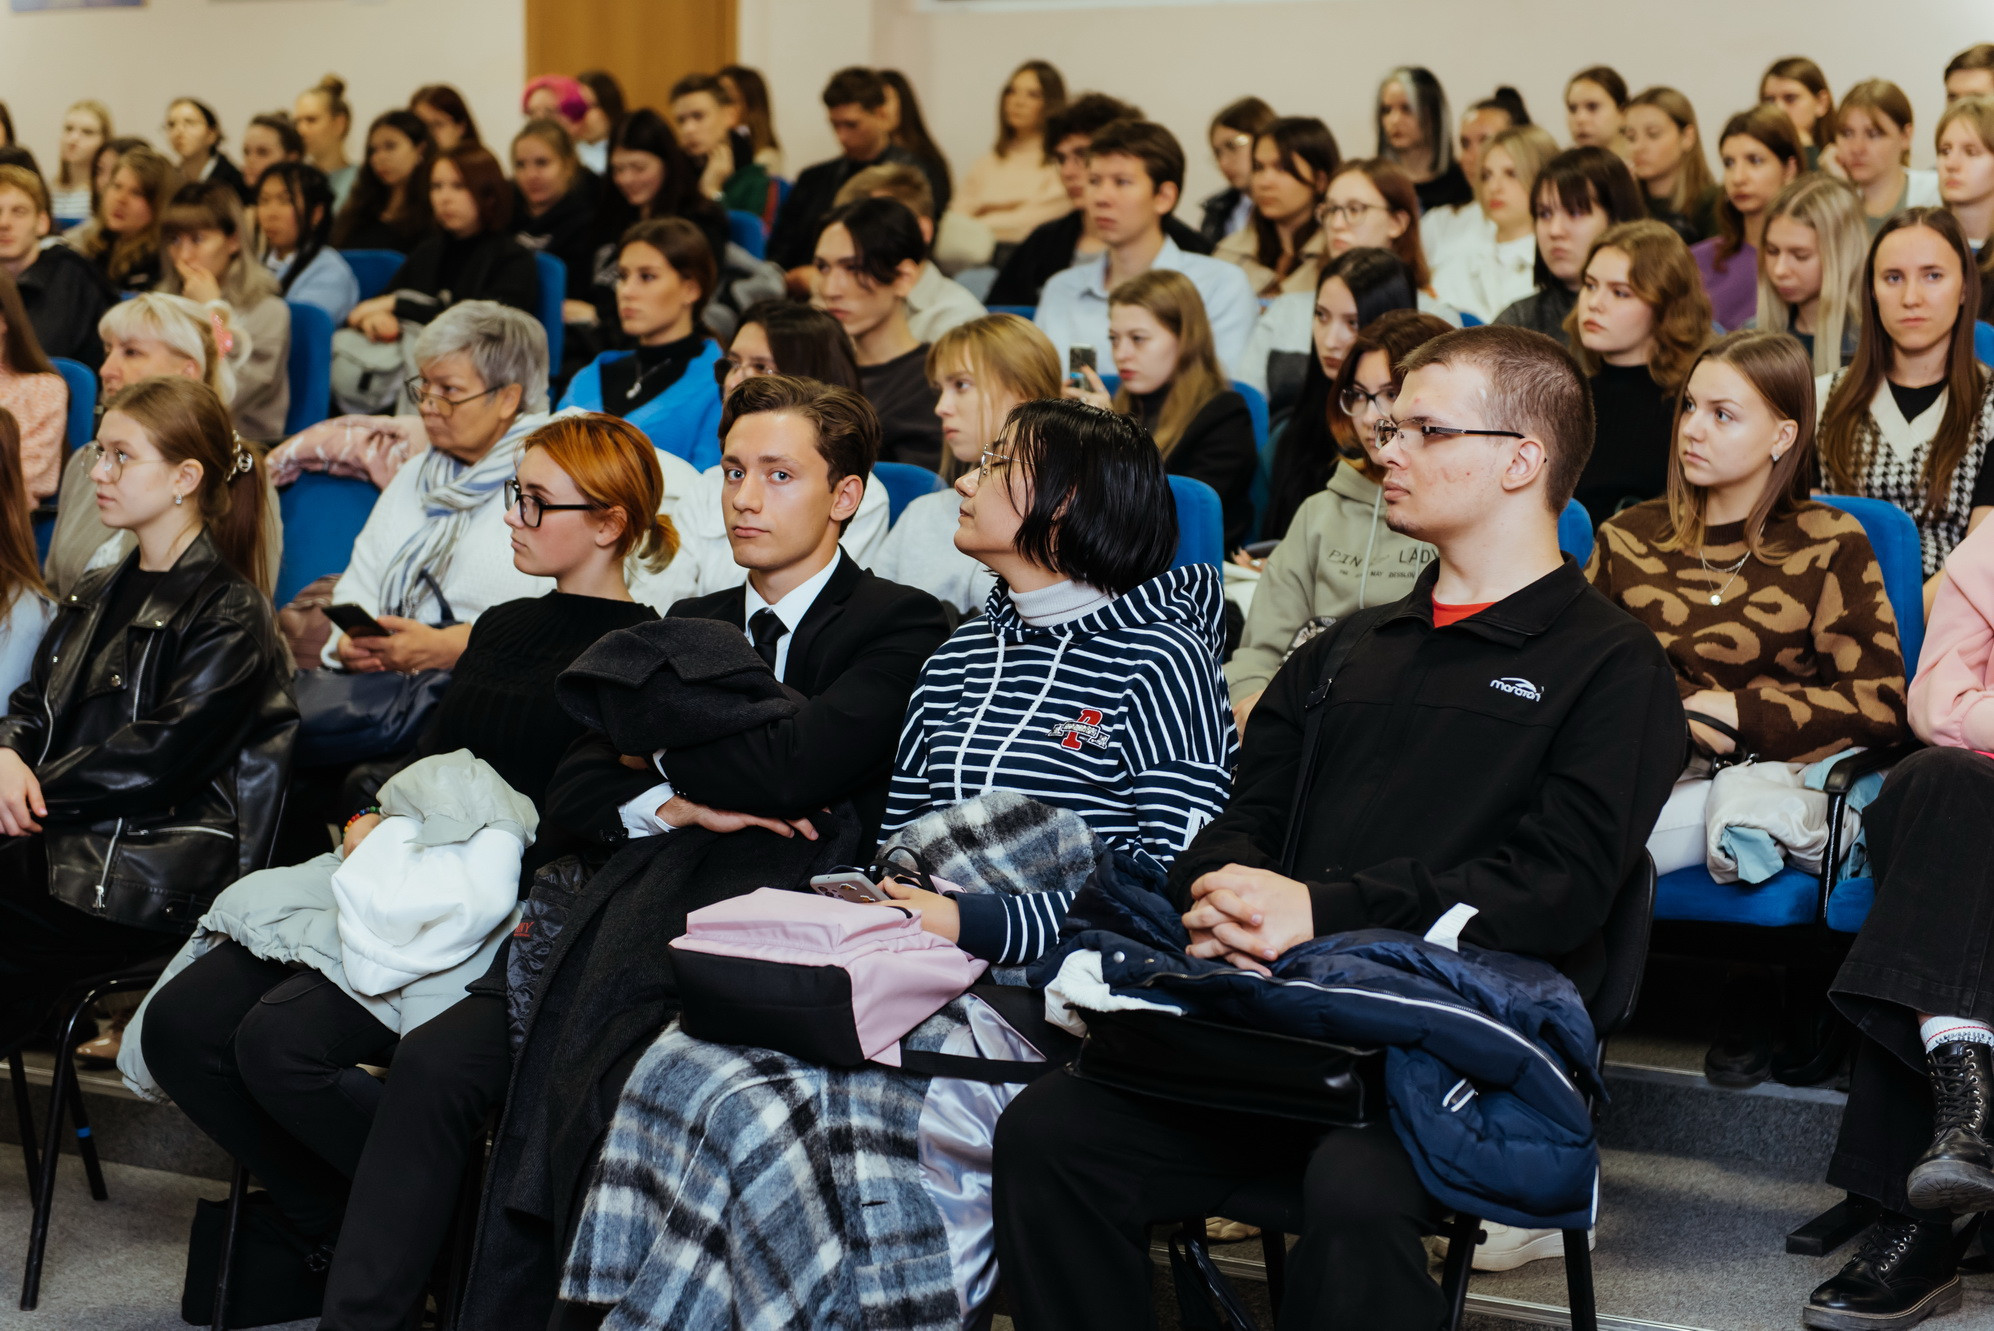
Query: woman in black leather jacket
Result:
<box><xmin>0</xmin><ymin>376</ymin><xmax>294</xmax><ymax>1048</ymax></box>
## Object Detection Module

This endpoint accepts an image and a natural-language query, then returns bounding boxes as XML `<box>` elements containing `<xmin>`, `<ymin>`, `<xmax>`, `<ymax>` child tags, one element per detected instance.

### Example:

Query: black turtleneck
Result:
<box><xmin>1576</xmin><ymin>362</ymin><xmax>1677</xmax><ymax>528</ymax></box>
<box><xmin>599</xmin><ymin>331</ymin><xmax>706</xmax><ymax>416</ymax></box>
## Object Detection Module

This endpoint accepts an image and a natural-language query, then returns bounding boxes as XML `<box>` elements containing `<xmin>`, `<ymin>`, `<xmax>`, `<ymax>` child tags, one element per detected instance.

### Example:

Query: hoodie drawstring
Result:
<box><xmin>980</xmin><ymin>635</ymin><xmax>1072</xmax><ymax>794</ymax></box>
<box><xmin>1357</xmin><ymin>483</ymin><xmax>1383</xmax><ymax>610</ymax></box>
<box><xmin>952</xmin><ymin>633</ymin><xmax>1008</xmax><ymax>803</ymax></box>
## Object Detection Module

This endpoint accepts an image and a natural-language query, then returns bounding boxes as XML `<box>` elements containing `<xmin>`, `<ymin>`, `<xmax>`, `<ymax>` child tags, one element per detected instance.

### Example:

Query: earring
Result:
<box><xmin>173</xmin><ymin>492</ymin><xmax>184</xmax><ymax>506</ymax></box>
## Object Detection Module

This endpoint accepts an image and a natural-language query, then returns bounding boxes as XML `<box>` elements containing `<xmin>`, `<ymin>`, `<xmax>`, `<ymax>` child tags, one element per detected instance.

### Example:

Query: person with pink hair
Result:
<box><xmin>522</xmin><ymin>76</ymin><xmax>588</xmax><ymax>139</ymax></box>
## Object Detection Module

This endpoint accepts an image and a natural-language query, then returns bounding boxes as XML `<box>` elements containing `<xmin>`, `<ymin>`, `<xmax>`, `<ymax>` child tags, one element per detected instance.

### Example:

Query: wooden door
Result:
<box><xmin>525</xmin><ymin>0</ymin><xmax>736</xmax><ymax>117</ymax></box>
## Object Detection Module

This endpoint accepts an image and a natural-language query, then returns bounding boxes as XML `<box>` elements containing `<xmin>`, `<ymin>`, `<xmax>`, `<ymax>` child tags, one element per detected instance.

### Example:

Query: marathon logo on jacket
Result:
<box><xmin>1052</xmin><ymin>709</ymin><xmax>1111</xmax><ymax>750</ymax></box>
<box><xmin>1489</xmin><ymin>677</ymin><xmax>1543</xmax><ymax>702</ymax></box>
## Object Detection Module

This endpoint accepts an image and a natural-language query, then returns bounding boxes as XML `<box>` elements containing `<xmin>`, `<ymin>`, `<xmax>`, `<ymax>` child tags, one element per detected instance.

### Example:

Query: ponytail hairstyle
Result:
<box><xmin>1712</xmin><ymin>104</ymin><xmax>1803</xmax><ymax>266</ymax></box>
<box><xmin>1661</xmin><ymin>329</ymin><xmax>1818</xmax><ymax>561</ymax></box>
<box><xmin>1470</xmin><ymin>85</ymin><xmax>1532</xmax><ymax>127</ymax></box>
<box><xmin>1567</xmin><ymin>219</ymin><xmax>1713</xmax><ymax>391</ymax></box>
<box><xmin>303</xmin><ymin>74</ymin><xmax>352</xmax><ymax>138</ymax></box>
<box><xmin>99</xmin><ymin>292</ymin><xmax>247</xmax><ymax>402</ymax></box>
<box><xmin>101</xmin><ymin>376</ymin><xmax>270</xmax><ymax>590</ymax></box>
<box><xmin>1760</xmin><ymin>57</ymin><xmax>1835</xmax><ymax>151</ymax></box>
<box><xmin>257</xmin><ymin>162</ymin><xmax>336</xmax><ymax>294</ymax></box>
<box><xmin>0</xmin><ymin>407</ymin><xmax>48</xmax><ymax>617</ymax></box>
<box><xmin>1819</xmin><ymin>207</ymin><xmax>1984</xmax><ymax>517</ymax></box>
<box><xmin>1754</xmin><ymin>174</ymin><xmax>1866</xmax><ymax>377</ymax></box>
<box><xmin>521</xmin><ymin>413</ymin><xmax>677</xmax><ymax>573</ymax></box>
<box><xmin>1106</xmin><ymin>268</ymin><xmax>1225</xmax><ymax>457</ymax></box>
<box><xmin>1627</xmin><ymin>87</ymin><xmax>1716</xmax><ymax>219</ymax></box>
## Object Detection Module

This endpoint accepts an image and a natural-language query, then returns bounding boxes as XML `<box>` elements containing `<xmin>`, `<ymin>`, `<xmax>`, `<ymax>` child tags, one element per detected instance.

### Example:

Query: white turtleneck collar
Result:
<box><xmin>1008</xmin><ymin>578</ymin><xmax>1114</xmax><ymax>627</ymax></box>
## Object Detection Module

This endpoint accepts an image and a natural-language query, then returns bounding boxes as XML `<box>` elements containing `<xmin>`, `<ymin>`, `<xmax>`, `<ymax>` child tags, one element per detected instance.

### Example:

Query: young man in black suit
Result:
<box><xmin>544</xmin><ymin>373</ymin><xmax>952</xmax><ymax>846</ymax></box>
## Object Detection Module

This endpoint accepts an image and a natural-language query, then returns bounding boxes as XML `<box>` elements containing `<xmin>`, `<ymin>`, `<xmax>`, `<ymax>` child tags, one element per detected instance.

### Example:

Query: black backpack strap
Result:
<box><xmin>1278</xmin><ymin>605</ymin><xmax>1388</xmax><ymax>875</ymax></box>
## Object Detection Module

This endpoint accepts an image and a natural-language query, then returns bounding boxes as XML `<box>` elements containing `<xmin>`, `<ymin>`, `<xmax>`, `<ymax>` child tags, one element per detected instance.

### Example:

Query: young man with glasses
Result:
<box><xmin>1033</xmin><ymin>119</ymin><xmax>1259</xmax><ymax>376</ymax></box>
<box><xmin>545</xmin><ymin>372</ymin><xmax>950</xmax><ymax>849</ymax></box>
<box><xmin>993</xmin><ymin>325</ymin><xmax>1686</xmax><ymax>1328</ymax></box>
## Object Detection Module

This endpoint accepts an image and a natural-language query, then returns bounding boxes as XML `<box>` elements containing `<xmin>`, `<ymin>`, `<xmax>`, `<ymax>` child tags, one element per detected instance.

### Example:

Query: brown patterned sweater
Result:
<box><xmin>1585</xmin><ymin>499</ymin><xmax>1909</xmax><ymax>762</ymax></box>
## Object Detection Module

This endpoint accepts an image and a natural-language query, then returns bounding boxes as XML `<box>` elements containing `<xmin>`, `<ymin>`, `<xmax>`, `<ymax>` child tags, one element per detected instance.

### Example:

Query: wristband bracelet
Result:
<box><xmin>344</xmin><ymin>805</ymin><xmax>381</xmax><ymax>832</ymax></box>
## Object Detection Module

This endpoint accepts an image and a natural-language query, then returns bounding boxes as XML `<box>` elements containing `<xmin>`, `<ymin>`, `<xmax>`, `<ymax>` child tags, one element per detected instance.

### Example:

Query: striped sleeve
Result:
<box><xmin>1116</xmin><ymin>628</ymin><xmax>1241</xmax><ymax>864</ymax></box>
<box><xmin>953</xmin><ymin>889</ymin><xmax>1074</xmax><ymax>966</ymax></box>
<box><xmin>879</xmin><ymin>633</ymin><xmax>964</xmax><ymax>838</ymax></box>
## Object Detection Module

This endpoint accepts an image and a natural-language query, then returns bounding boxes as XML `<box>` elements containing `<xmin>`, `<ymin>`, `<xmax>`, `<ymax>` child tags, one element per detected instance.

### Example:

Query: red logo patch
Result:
<box><xmin>1052</xmin><ymin>709</ymin><xmax>1109</xmax><ymax>750</ymax></box>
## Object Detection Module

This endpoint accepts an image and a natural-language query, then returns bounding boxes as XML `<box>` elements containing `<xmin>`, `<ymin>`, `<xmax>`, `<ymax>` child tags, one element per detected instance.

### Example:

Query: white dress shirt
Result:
<box><xmin>1034</xmin><ymin>235</ymin><xmax>1259</xmax><ymax>376</ymax></box>
<box><xmin>616</xmin><ymin>551</ymin><xmax>844</xmax><ymax>837</ymax></box>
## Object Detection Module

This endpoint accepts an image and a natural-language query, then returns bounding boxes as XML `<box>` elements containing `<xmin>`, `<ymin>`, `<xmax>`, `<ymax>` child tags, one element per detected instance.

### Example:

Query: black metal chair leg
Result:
<box><xmin>1259</xmin><ymin>1228</ymin><xmax>1287</xmax><ymax>1315</ymax></box>
<box><xmin>20</xmin><ymin>1024</ymin><xmax>74</xmax><ymax>1309</ymax></box>
<box><xmin>64</xmin><ymin>1057</ymin><xmax>106</xmax><ymax>1202</ymax></box>
<box><xmin>1788</xmin><ymin>1192</ymin><xmax>1880</xmax><ymax>1256</ymax></box>
<box><xmin>1564</xmin><ymin>1228</ymin><xmax>1597</xmax><ymax>1331</ymax></box>
<box><xmin>212</xmin><ymin>1162</ymin><xmax>249</xmax><ymax>1331</ymax></box>
<box><xmin>8</xmin><ymin>1049</ymin><xmax>40</xmax><ymax>1198</ymax></box>
<box><xmin>1440</xmin><ymin>1213</ymin><xmax>1481</xmax><ymax>1331</ymax></box>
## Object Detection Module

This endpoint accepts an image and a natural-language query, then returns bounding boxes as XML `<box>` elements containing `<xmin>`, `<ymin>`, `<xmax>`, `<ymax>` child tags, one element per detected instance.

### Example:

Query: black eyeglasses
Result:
<box><xmin>1339</xmin><ymin>385</ymin><xmax>1398</xmax><ymax>416</ymax></box>
<box><xmin>1372</xmin><ymin>419</ymin><xmax>1529</xmax><ymax>449</ymax></box>
<box><xmin>504</xmin><ymin>478</ymin><xmax>599</xmax><ymax>527</ymax></box>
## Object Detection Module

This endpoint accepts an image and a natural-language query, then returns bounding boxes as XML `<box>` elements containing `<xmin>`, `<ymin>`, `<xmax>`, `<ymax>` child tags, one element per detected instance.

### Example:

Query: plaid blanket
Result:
<box><xmin>560</xmin><ymin>793</ymin><xmax>1102</xmax><ymax>1329</ymax></box>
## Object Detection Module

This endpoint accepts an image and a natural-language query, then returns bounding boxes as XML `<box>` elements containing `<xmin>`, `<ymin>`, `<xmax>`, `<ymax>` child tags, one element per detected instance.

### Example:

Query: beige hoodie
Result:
<box><xmin>1225</xmin><ymin>461</ymin><xmax>1435</xmax><ymax>704</ymax></box>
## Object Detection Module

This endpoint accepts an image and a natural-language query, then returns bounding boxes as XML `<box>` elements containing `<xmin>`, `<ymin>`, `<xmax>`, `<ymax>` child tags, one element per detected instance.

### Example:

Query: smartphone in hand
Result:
<box><xmin>809</xmin><ymin>871</ymin><xmax>892</xmax><ymax>905</ymax></box>
<box><xmin>326</xmin><ymin>603</ymin><xmax>393</xmax><ymax>640</ymax></box>
<box><xmin>1068</xmin><ymin>346</ymin><xmax>1097</xmax><ymax>390</ymax></box>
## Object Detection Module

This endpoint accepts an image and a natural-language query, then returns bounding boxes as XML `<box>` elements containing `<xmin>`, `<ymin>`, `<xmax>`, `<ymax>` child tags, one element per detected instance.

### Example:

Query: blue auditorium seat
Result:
<box><xmin>275</xmin><ymin>472</ymin><xmax>380</xmax><ymax>607</ymax></box>
<box><xmin>283</xmin><ymin>302</ymin><xmax>334</xmax><ymax>436</ymax></box>
<box><xmin>534</xmin><ymin>251</ymin><xmax>567</xmax><ymax>372</ymax></box>
<box><xmin>1169</xmin><ymin>475</ymin><xmax>1224</xmax><ymax>569</ymax></box>
<box><xmin>874</xmin><ymin>461</ymin><xmax>945</xmax><ymax>524</ymax></box>
<box><xmin>339</xmin><ymin>249</ymin><xmax>403</xmax><ymax>301</ymax></box>
<box><xmin>727</xmin><ymin>210</ymin><xmax>767</xmax><ymax>260</ymax></box>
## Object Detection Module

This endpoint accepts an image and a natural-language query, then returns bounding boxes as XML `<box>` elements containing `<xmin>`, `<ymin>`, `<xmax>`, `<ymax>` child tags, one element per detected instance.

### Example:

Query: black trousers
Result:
<box><xmin>993</xmin><ymin>1070</ymin><xmax>1443</xmax><ymax>1331</ymax></box>
<box><xmin>0</xmin><ymin>837</ymin><xmax>183</xmax><ymax>1050</ymax></box>
<box><xmin>1828</xmin><ymin>746</ymin><xmax>1994</xmax><ymax>1220</ymax></box>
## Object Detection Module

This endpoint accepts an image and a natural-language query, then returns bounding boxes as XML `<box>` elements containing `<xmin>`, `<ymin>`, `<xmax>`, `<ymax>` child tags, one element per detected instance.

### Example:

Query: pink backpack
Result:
<box><xmin>671</xmin><ymin>887</ymin><xmax>988</xmax><ymax>1067</ymax></box>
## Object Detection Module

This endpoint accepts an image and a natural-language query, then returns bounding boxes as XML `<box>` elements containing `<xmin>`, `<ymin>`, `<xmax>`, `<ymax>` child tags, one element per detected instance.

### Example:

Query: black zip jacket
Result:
<box><xmin>511</xmin><ymin>174</ymin><xmax>601</xmax><ymax>303</ymax></box>
<box><xmin>1167</xmin><ymin>556</ymin><xmax>1684</xmax><ymax>996</ymax></box>
<box><xmin>388</xmin><ymin>229</ymin><xmax>540</xmax><ymax>325</ymax></box>
<box><xmin>0</xmin><ymin>534</ymin><xmax>297</xmax><ymax>933</ymax></box>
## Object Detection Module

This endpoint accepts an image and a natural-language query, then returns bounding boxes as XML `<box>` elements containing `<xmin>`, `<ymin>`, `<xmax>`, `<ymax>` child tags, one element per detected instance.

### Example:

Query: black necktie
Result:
<box><xmin>749</xmin><ymin>608</ymin><xmax>788</xmax><ymax>673</ymax></box>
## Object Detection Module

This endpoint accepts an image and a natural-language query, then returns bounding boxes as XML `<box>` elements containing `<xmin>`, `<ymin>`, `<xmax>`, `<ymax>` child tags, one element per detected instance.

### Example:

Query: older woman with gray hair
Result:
<box><xmin>320</xmin><ymin>300</ymin><xmax>552</xmax><ymax>674</ymax></box>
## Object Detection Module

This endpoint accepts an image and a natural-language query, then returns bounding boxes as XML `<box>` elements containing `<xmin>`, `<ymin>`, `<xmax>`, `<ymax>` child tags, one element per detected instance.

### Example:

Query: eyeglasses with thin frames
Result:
<box><xmin>1315</xmin><ymin>200</ymin><xmax>1389</xmax><ymax>226</ymax></box>
<box><xmin>84</xmin><ymin>441</ymin><xmax>168</xmax><ymax>482</ymax></box>
<box><xmin>714</xmin><ymin>353</ymin><xmax>779</xmax><ymax>387</ymax></box>
<box><xmin>504</xmin><ymin>478</ymin><xmax>599</xmax><ymax>528</ymax></box>
<box><xmin>1371</xmin><ymin>419</ymin><xmax>1529</xmax><ymax>450</ymax></box>
<box><xmin>406</xmin><ymin>377</ymin><xmax>502</xmax><ymax>417</ymax></box>
<box><xmin>975</xmin><ymin>447</ymin><xmax>1015</xmax><ymax>481</ymax></box>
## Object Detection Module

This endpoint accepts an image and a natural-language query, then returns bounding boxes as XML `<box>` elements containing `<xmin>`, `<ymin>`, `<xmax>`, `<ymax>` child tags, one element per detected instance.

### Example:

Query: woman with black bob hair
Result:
<box><xmin>1259</xmin><ymin>247</ymin><xmax>1419</xmax><ymax>538</ymax></box>
<box><xmin>1495</xmin><ymin>144</ymin><xmax>1646</xmax><ymax>344</ymax></box>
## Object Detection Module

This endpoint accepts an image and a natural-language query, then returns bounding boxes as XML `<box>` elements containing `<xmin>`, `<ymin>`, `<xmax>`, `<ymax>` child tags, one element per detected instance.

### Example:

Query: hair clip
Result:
<box><xmin>209</xmin><ymin>310</ymin><xmax>234</xmax><ymax>357</ymax></box>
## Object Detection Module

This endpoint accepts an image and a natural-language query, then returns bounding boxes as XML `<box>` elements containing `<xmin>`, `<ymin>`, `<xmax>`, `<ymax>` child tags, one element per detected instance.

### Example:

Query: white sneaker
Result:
<box><xmin>1435</xmin><ymin>1221</ymin><xmax>1594</xmax><ymax>1272</ymax></box>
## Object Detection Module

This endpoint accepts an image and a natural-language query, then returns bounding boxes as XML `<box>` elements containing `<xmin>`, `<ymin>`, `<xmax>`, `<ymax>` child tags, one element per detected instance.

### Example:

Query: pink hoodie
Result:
<box><xmin>1910</xmin><ymin>517</ymin><xmax>1994</xmax><ymax>750</ymax></box>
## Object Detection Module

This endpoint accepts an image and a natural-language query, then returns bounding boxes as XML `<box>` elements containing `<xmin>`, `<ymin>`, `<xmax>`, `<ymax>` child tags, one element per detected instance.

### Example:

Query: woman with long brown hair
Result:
<box><xmin>1817</xmin><ymin>207</ymin><xmax>1994</xmax><ymax>598</ymax></box>
<box><xmin>0</xmin><ymin>375</ymin><xmax>293</xmax><ymax>1055</ymax></box>
<box><xmin>955</xmin><ymin>59</ymin><xmax>1070</xmax><ymax>246</ymax></box>
<box><xmin>1626</xmin><ymin>87</ymin><xmax>1720</xmax><ymax>242</ymax></box>
<box><xmin>0</xmin><ymin>406</ymin><xmax>51</xmax><ymax>702</ymax></box>
<box><xmin>1836</xmin><ymin>80</ymin><xmax>1942</xmax><ymax>235</ymax></box>
<box><xmin>0</xmin><ymin>269</ymin><xmax>64</xmax><ymax>501</ymax></box>
<box><xmin>1215</xmin><ymin>116</ymin><xmax>1340</xmax><ymax>297</ymax></box>
<box><xmin>1068</xmin><ymin>267</ymin><xmax>1255</xmax><ymax>548</ymax></box>
<box><xmin>1760</xmin><ymin>56</ymin><xmax>1835</xmax><ymax>170</ymax></box>
<box><xmin>718</xmin><ymin>64</ymin><xmax>782</xmax><ymax>175</ymax></box>
<box><xmin>1693</xmin><ymin>105</ymin><xmax>1802</xmax><ymax>330</ymax></box>
<box><xmin>1568</xmin><ymin>218</ymin><xmax>1714</xmax><ymax>524</ymax></box>
<box><xmin>157</xmin><ymin>180</ymin><xmax>292</xmax><ymax>442</ymax></box>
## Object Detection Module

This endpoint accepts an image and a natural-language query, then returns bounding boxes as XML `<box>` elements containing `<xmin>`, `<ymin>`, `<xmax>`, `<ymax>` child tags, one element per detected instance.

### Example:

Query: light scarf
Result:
<box><xmin>378</xmin><ymin>413</ymin><xmax>544</xmax><ymax>619</ymax></box>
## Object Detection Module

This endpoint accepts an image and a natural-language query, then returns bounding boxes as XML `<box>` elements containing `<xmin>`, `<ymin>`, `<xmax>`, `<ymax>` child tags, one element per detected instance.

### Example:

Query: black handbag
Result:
<box><xmin>1066</xmin><ymin>607</ymin><xmax>1394</xmax><ymax>1124</ymax></box>
<box><xmin>293</xmin><ymin>574</ymin><xmax>454</xmax><ymax>767</ymax></box>
<box><xmin>180</xmin><ymin>1189</ymin><xmax>328</xmax><ymax>1328</ymax></box>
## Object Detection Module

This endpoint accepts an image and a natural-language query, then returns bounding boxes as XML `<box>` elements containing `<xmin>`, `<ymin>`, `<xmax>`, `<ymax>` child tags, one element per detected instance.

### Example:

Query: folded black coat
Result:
<box><xmin>555</xmin><ymin>616</ymin><xmax>805</xmax><ymax>754</ymax></box>
<box><xmin>457</xmin><ymin>797</ymin><xmax>861</xmax><ymax>1331</ymax></box>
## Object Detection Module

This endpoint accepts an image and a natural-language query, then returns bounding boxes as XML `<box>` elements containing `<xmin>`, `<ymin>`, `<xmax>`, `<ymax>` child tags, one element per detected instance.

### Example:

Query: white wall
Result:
<box><xmin>742</xmin><ymin>0</ymin><xmax>1987</xmax><ymax>211</ymax></box>
<box><xmin>1</xmin><ymin>0</ymin><xmax>524</xmax><ymax>182</ymax></box>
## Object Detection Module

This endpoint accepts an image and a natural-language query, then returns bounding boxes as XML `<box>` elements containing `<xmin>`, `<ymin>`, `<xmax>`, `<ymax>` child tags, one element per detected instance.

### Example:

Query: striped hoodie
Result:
<box><xmin>881</xmin><ymin>562</ymin><xmax>1238</xmax><ymax>965</ymax></box>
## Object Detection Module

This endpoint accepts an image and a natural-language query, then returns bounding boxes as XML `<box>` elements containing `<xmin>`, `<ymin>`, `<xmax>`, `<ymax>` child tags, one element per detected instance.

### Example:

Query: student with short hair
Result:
<box><xmin>1938</xmin><ymin>95</ymin><xmax>1994</xmax><ymax>319</ymax></box>
<box><xmin>986</xmin><ymin>93</ymin><xmax>1214</xmax><ymax>309</ymax></box>
<box><xmin>1494</xmin><ymin>145</ymin><xmax>1646</xmax><ymax>344</ymax></box>
<box><xmin>558</xmin><ymin>217</ymin><xmax>724</xmax><ymax>467</ymax></box>
<box><xmin>1034</xmin><ymin>119</ymin><xmax>1258</xmax><ymax>376</ymax></box>
<box><xmin>1837</xmin><ymin>80</ymin><xmax>1943</xmax><ymax>236</ymax></box>
<box><xmin>255</xmin><ymin>161</ymin><xmax>360</xmax><ymax>326</ymax></box>
<box><xmin>1433</xmin><ymin>123</ymin><xmax>1558</xmax><ymax>323</ymax></box>
<box><xmin>328</xmin><ymin>110</ymin><xmax>434</xmax><ymax>253</ymax></box>
<box><xmin>832</xmin><ymin>162</ymin><xmax>987</xmax><ymax>341</ymax></box>
<box><xmin>872</xmin><ymin>312</ymin><xmax>1062</xmax><ymax>612</ymax></box>
<box><xmin>1948</xmin><ymin>43</ymin><xmax>1994</xmax><ymax>102</ymax></box>
<box><xmin>670</xmin><ymin>73</ymin><xmax>771</xmax><ymax>216</ymax></box>
<box><xmin>1693</xmin><ymin>105</ymin><xmax>1803</xmax><ymax>330</ymax></box>
<box><xmin>157</xmin><ymin>180</ymin><xmax>293</xmax><ymax>443</ymax></box>
<box><xmin>993</xmin><ymin>324</ymin><xmax>1684</xmax><ymax>1330</ymax></box>
<box><xmin>1376</xmin><ymin>66</ymin><xmax>1472</xmax><ymax>213</ymax></box>
<box><xmin>1069</xmin><ymin>267</ymin><xmax>1257</xmax><ymax>548</ymax></box>
<box><xmin>1753</xmin><ymin>174</ymin><xmax>1868</xmax><ymax>375</ymax></box>
<box><xmin>953</xmin><ymin>60</ymin><xmax>1070</xmax><ymax>246</ymax></box>
<box><xmin>1627</xmin><ymin>87</ymin><xmax>1721</xmax><ymax>243</ymax></box>
<box><xmin>766</xmin><ymin>67</ymin><xmax>925</xmax><ymax>273</ymax></box>
<box><xmin>1565</xmin><ymin>65</ymin><xmax>1631</xmax><ymax>154</ymax></box>
<box><xmin>1214</xmin><ymin>116</ymin><xmax>1340</xmax><ymax>298</ymax></box>
<box><xmin>1568</xmin><ymin>218</ymin><xmax>1714</xmax><ymax>526</ymax></box>
<box><xmin>1228</xmin><ymin>308</ymin><xmax>1450</xmax><ymax>726</ymax></box>
<box><xmin>0</xmin><ymin>162</ymin><xmax>114</xmax><ymax>366</ymax></box>
<box><xmin>1761</xmin><ymin>56</ymin><xmax>1836</xmax><ymax>171</ymax></box>
<box><xmin>1200</xmin><ymin>96</ymin><xmax>1277</xmax><ymax>244</ymax></box>
<box><xmin>1817</xmin><ymin>207</ymin><xmax>1994</xmax><ymax>592</ymax></box>
<box><xmin>1257</xmin><ymin>249</ymin><xmax>1421</xmax><ymax>532</ymax></box>
<box><xmin>814</xmin><ymin>195</ymin><xmax>943</xmax><ymax>468</ymax></box>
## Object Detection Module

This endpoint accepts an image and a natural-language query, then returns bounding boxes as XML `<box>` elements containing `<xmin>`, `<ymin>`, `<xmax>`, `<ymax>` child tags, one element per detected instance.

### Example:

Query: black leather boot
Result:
<box><xmin>1907</xmin><ymin>1040</ymin><xmax>1994</xmax><ymax>1214</ymax></box>
<box><xmin>1805</xmin><ymin>1213</ymin><xmax>1960</xmax><ymax>1330</ymax></box>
